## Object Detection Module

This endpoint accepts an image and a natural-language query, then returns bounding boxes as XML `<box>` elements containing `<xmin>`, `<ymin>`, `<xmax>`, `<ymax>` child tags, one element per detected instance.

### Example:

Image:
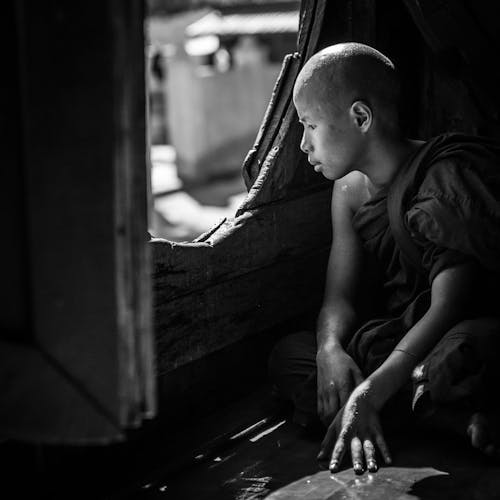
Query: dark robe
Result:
<box><xmin>269</xmin><ymin>134</ymin><xmax>500</xmax><ymax>425</ymax></box>
<box><xmin>349</xmin><ymin>133</ymin><xmax>500</xmax><ymax>412</ymax></box>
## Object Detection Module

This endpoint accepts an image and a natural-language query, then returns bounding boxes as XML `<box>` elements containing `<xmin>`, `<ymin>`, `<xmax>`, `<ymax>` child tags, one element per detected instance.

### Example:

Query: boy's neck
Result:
<box><xmin>362</xmin><ymin>135</ymin><xmax>424</xmax><ymax>190</ymax></box>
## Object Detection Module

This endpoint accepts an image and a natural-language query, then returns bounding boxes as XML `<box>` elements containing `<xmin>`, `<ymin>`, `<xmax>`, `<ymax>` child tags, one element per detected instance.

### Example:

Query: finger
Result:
<box><xmin>318</xmin><ymin>386</ymin><xmax>338</xmax><ymax>426</ymax></box>
<box><xmin>467</xmin><ymin>415</ymin><xmax>489</xmax><ymax>451</ymax></box>
<box><xmin>317</xmin><ymin>422</ymin><xmax>337</xmax><ymax>462</ymax></box>
<box><xmin>325</xmin><ymin>382</ymin><xmax>339</xmax><ymax>411</ymax></box>
<box><xmin>337</xmin><ymin>383</ymin><xmax>351</xmax><ymax>408</ymax></box>
<box><xmin>317</xmin><ymin>394</ymin><xmax>324</xmax><ymax>421</ymax></box>
<box><xmin>317</xmin><ymin>387</ymin><xmax>329</xmax><ymax>422</ymax></box>
<box><xmin>324</xmin><ymin>391</ymin><xmax>339</xmax><ymax>424</ymax></box>
<box><xmin>350</xmin><ymin>436</ymin><xmax>364</xmax><ymax>475</ymax></box>
<box><xmin>363</xmin><ymin>439</ymin><xmax>377</xmax><ymax>472</ymax></box>
<box><xmin>375</xmin><ymin>431</ymin><xmax>392</xmax><ymax>465</ymax></box>
<box><xmin>319</xmin><ymin>402</ymin><xmax>332</xmax><ymax>427</ymax></box>
<box><xmin>329</xmin><ymin>432</ymin><xmax>347</xmax><ymax>472</ymax></box>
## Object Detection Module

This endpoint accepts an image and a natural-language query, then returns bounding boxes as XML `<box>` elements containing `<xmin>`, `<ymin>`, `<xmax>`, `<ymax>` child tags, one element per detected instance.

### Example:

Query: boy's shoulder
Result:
<box><xmin>333</xmin><ymin>171</ymin><xmax>372</xmax><ymax>215</ymax></box>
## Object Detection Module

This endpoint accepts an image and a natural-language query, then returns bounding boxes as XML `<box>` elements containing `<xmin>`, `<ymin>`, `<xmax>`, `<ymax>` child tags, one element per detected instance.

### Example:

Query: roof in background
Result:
<box><xmin>186</xmin><ymin>9</ymin><xmax>299</xmax><ymax>37</ymax></box>
<box><xmin>148</xmin><ymin>8</ymin><xmax>210</xmax><ymax>46</ymax></box>
<box><xmin>148</xmin><ymin>0</ymin><xmax>299</xmax><ymax>15</ymax></box>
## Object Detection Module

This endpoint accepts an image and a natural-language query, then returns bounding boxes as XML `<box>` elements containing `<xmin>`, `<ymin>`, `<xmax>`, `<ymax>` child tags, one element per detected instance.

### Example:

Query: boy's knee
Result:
<box><xmin>412</xmin><ymin>316</ymin><xmax>500</xmax><ymax>412</ymax></box>
<box><xmin>446</xmin><ymin>317</ymin><xmax>500</xmax><ymax>338</ymax></box>
<box><xmin>268</xmin><ymin>331</ymin><xmax>316</xmax><ymax>378</ymax></box>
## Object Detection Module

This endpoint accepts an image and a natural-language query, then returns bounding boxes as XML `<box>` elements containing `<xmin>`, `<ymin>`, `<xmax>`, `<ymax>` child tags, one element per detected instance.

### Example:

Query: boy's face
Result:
<box><xmin>294</xmin><ymin>90</ymin><xmax>364</xmax><ymax>181</ymax></box>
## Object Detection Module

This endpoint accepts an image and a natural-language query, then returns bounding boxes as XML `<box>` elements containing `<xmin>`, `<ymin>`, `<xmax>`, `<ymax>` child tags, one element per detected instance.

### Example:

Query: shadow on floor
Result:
<box><xmin>110</xmin><ymin>388</ymin><xmax>500</xmax><ymax>500</ymax></box>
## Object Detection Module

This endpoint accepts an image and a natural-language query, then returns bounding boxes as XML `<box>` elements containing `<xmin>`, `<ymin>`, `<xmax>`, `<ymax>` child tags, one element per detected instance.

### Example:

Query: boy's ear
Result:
<box><xmin>350</xmin><ymin>100</ymin><xmax>372</xmax><ymax>132</ymax></box>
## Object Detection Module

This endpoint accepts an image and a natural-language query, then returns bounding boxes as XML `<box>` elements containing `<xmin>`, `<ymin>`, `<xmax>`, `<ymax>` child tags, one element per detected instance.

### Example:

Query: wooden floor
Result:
<box><xmin>111</xmin><ymin>388</ymin><xmax>500</xmax><ymax>500</ymax></box>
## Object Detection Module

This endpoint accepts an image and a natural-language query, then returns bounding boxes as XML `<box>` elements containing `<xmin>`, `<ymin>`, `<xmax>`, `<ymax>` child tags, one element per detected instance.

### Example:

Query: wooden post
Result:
<box><xmin>0</xmin><ymin>0</ymin><xmax>153</xmax><ymax>444</ymax></box>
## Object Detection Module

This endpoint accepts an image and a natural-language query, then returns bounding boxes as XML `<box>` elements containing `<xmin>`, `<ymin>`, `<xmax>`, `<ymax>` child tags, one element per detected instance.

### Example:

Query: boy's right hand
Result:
<box><xmin>316</xmin><ymin>346</ymin><xmax>364</xmax><ymax>426</ymax></box>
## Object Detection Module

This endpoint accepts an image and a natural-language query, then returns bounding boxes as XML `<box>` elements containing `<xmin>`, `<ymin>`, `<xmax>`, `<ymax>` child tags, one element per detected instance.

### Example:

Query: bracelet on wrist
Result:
<box><xmin>393</xmin><ymin>348</ymin><xmax>417</xmax><ymax>358</ymax></box>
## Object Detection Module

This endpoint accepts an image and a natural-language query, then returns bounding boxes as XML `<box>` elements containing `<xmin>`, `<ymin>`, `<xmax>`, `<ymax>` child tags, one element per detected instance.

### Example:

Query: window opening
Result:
<box><xmin>146</xmin><ymin>0</ymin><xmax>300</xmax><ymax>242</ymax></box>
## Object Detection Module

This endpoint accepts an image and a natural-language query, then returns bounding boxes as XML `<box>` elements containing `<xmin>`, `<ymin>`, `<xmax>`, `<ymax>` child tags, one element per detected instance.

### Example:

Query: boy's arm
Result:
<box><xmin>322</xmin><ymin>262</ymin><xmax>477</xmax><ymax>472</ymax></box>
<box><xmin>366</xmin><ymin>261</ymin><xmax>477</xmax><ymax>409</ymax></box>
<box><xmin>316</xmin><ymin>174</ymin><xmax>366</xmax><ymax>424</ymax></box>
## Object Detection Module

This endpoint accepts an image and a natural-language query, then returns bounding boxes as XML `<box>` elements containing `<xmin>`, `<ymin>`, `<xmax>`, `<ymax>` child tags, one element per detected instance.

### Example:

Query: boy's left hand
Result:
<box><xmin>317</xmin><ymin>381</ymin><xmax>392</xmax><ymax>474</ymax></box>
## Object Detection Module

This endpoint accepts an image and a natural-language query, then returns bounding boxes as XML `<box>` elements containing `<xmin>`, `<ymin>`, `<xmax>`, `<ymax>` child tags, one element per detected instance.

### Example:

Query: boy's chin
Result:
<box><xmin>320</xmin><ymin>170</ymin><xmax>336</xmax><ymax>181</ymax></box>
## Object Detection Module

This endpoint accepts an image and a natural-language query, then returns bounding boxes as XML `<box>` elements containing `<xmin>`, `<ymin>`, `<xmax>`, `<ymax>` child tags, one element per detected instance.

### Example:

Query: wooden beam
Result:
<box><xmin>0</xmin><ymin>0</ymin><xmax>153</xmax><ymax>443</ymax></box>
<box><xmin>153</xmin><ymin>186</ymin><xmax>332</xmax><ymax>302</ymax></box>
<box><xmin>155</xmin><ymin>245</ymin><xmax>330</xmax><ymax>373</ymax></box>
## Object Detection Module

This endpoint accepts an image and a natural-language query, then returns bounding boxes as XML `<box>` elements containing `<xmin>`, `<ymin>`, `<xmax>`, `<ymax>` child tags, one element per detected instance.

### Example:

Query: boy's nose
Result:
<box><xmin>300</xmin><ymin>132</ymin><xmax>311</xmax><ymax>153</ymax></box>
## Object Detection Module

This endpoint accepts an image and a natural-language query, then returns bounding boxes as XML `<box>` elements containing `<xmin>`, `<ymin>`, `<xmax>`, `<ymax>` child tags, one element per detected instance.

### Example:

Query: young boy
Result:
<box><xmin>269</xmin><ymin>42</ymin><xmax>500</xmax><ymax>475</ymax></box>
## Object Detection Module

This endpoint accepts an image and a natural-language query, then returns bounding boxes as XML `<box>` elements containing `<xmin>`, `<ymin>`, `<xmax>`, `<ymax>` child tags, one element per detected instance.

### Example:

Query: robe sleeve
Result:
<box><xmin>404</xmin><ymin>159</ymin><xmax>500</xmax><ymax>282</ymax></box>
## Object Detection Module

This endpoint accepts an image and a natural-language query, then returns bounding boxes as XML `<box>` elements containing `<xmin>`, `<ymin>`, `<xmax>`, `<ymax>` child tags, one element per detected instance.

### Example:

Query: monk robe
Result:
<box><xmin>269</xmin><ymin>133</ymin><xmax>500</xmax><ymax>426</ymax></box>
<box><xmin>349</xmin><ymin>133</ymin><xmax>500</xmax><ymax>414</ymax></box>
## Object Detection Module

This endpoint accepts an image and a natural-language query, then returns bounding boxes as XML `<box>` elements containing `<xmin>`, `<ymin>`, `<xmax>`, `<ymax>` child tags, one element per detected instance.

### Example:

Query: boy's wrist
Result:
<box><xmin>364</xmin><ymin>373</ymin><xmax>393</xmax><ymax>411</ymax></box>
<box><xmin>317</xmin><ymin>339</ymin><xmax>344</xmax><ymax>356</ymax></box>
<box><xmin>366</xmin><ymin>351</ymin><xmax>414</xmax><ymax>410</ymax></box>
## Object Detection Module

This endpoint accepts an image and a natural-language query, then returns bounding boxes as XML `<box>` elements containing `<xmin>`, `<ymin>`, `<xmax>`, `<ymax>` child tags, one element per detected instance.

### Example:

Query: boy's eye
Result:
<box><xmin>307</xmin><ymin>124</ymin><xmax>316</xmax><ymax>130</ymax></box>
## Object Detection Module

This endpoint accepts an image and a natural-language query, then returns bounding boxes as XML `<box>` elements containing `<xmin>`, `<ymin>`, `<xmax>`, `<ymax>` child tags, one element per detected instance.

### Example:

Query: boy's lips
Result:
<box><xmin>308</xmin><ymin>157</ymin><xmax>322</xmax><ymax>172</ymax></box>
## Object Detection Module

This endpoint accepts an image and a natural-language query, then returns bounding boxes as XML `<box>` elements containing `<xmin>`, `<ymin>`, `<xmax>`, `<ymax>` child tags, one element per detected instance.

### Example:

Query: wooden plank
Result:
<box><xmin>241</xmin><ymin>0</ymin><xmax>321</xmax><ymax>189</ymax></box>
<box><xmin>0</xmin><ymin>0</ymin><xmax>153</xmax><ymax>443</ymax></box>
<box><xmin>152</xmin><ymin>186</ymin><xmax>332</xmax><ymax>303</ymax></box>
<box><xmin>155</xmin><ymin>245</ymin><xmax>330</xmax><ymax>373</ymax></box>
<box><xmin>241</xmin><ymin>53</ymin><xmax>300</xmax><ymax>189</ymax></box>
<box><xmin>111</xmin><ymin>0</ymin><xmax>155</xmax><ymax>426</ymax></box>
<box><xmin>240</xmin><ymin>0</ymin><xmax>329</xmax><ymax>208</ymax></box>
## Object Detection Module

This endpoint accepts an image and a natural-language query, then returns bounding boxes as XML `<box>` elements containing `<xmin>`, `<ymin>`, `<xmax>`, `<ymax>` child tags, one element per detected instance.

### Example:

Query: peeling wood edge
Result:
<box><xmin>242</xmin><ymin>52</ymin><xmax>300</xmax><ymax>189</ymax></box>
<box><xmin>152</xmin><ymin>186</ymin><xmax>332</xmax><ymax>302</ymax></box>
<box><xmin>239</xmin><ymin>0</ymin><xmax>321</xmax><ymax>189</ymax></box>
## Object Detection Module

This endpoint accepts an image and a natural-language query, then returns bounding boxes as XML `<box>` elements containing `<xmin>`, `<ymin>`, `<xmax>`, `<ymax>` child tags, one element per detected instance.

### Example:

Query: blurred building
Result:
<box><xmin>147</xmin><ymin>1</ymin><xmax>300</xmax><ymax>183</ymax></box>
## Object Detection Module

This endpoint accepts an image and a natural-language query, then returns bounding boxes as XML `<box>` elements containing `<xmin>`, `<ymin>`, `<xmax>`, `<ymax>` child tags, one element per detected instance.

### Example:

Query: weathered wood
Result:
<box><xmin>240</xmin><ymin>0</ymin><xmax>328</xmax><ymax>205</ymax></box>
<box><xmin>155</xmin><ymin>245</ymin><xmax>330</xmax><ymax>373</ymax></box>
<box><xmin>237</xmin><ymin>105</ymin><xmax>327</xmax><ymax>212</ymax></box>
<box><xmin>153</xmin><ymin>0</ymin><xmax>372</xmax><ymax>379</ymax></box>
<box><xmin>153</xmin><ymin>185</ymin><xmax>332</xmax><ymax>372</ymax></box>
<box><xmin>111</xmin><ymin>0</ymin><xmax>156</xmax><ymax>426</ymax></box>
<box><xmin>241</xmin><ymin>0</ymin><xmax>320</xmax><ymax>189</ymax></box>
<box><xmin>241</xmin><ymin>53</ymin><xmax>300</xmax><ymax>189</ymax></box>
<box><xmin>153</xmin><ymin>186</ymin><xmax>332</xmax><ymax>303</ymax></box>
<box><xmin>0</xmin><ymin>0</ymin><xmax>153</xmax><ymax>443</ymax></box>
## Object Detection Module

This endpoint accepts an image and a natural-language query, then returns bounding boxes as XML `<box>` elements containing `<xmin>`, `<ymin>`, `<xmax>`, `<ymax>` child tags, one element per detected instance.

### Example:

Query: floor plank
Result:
<box><xmin>113</xmin><ymin>389</ymin><xmax>500</xmax><ymax>500</ymax></box>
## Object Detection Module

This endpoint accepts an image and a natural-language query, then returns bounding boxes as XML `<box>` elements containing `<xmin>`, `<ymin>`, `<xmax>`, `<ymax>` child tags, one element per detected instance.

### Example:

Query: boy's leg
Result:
<box><xmin>268</xmin><ymin>331</ymin><xmax>320</xmax><ymax>428</ymax></box>
<box><xmin>411</xmin><ymin>317</ymin><xmax>500</xmax><ymax>454</ymax></box>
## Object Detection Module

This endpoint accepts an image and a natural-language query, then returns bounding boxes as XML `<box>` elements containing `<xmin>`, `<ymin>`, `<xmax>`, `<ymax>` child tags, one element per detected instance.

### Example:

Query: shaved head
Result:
<box><xmin>294</xmin><ymin>43</ymin><xmax>401</xmax><ymax>132</ymax></box>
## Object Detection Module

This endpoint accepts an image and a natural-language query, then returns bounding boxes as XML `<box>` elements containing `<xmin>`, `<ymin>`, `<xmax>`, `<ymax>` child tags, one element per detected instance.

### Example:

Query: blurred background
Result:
<box><xmin>146</xmin><ymin>0</ymin><xmax>300</xmax><ymax>241</ymax></box>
